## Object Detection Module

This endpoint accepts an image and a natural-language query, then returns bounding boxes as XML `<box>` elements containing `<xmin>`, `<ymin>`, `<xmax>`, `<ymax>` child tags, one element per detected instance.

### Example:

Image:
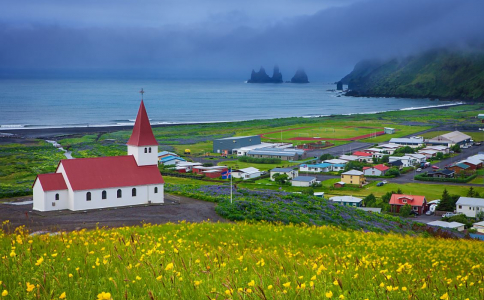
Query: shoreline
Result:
<box><xmin>0</xmin><ymin>101</ymin><xmax>464</xmax><ymax>139</ymax></box>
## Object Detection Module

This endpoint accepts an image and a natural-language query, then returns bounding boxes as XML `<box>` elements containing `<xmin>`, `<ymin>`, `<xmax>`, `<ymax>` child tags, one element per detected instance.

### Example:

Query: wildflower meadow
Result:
<box><xmin>1</xmin><ymin>219</ymin><xmax>483</xmax><ymax>299</ymax></box>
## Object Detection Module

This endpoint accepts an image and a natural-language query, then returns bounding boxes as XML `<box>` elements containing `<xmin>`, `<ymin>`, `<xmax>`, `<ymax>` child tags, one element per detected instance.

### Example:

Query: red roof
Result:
<box><xmin>127</xmin><ymin>101</ymin><xmax>158</xmax><ymax>146</ymax></box>
<box><xmin>373</xmin><ymin>164</ymin><xmax>389</xmax><ymax>171</ymax></box>
<box><xmin>389</xmin><ymin>194</ymin><xmax>426</xmax><ymax>207</ymax></box>
<box><xmin>353</xmin><ymin>151</ymin><xmax>372</xmax><ymax>157</ymax></box>
<box><xmin>60</xmin><ymin>156</ymin><xmax>164</xmax><ymax>191</ymax></box>
<box><xmin>34</xmin><ymin>173</ymin><xmax>68</xmax><ymax>191</ymax></box>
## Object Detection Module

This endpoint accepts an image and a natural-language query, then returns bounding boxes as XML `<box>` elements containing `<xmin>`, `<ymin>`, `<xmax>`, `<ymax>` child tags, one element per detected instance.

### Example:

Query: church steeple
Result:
<box><xmin>127</xmin><ymin>93</ymin><xmax>158</xmax><ymax>166</ymax></box>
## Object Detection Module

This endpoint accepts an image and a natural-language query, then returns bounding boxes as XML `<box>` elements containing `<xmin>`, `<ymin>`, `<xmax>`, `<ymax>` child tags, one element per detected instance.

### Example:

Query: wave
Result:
<box><xmin>0</xmin><ymin>124</ymin><xmax>26</xmax><ymax>128</ymax></box>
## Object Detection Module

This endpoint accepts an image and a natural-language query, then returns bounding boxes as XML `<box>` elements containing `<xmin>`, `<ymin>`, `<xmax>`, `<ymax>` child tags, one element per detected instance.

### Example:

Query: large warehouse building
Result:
<box><xmin>213</xmin><ymin>135</ymin><xmax>261</xmax><ymax>154</ymax></box>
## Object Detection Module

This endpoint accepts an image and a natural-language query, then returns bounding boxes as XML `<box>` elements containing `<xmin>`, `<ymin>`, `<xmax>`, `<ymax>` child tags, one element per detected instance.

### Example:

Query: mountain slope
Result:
<box><xmin>341</xmin><ymin>50</ymin><xmax>484</xmax><ymax>100</ymax></box>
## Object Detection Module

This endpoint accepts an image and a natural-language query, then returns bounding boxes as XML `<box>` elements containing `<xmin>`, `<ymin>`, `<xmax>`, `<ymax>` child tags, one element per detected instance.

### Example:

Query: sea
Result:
<box><xmin>0</xmin><ymin>78</ymin><xmax>460</xmax><ymax>129</ymax></box>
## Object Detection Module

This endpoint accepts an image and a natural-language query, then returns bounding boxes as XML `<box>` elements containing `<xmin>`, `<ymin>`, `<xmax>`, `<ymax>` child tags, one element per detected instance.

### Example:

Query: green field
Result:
<box><xmin>420</xmin><ymin>130</ymin><xmax>484</xmax><ymax>142</ymax></box>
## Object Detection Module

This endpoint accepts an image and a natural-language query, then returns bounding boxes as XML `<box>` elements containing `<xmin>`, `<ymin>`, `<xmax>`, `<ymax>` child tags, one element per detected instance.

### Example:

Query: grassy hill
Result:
<box><xmin>1</xmin><ymin>221</ymin><xmax>483</xmax><ymax>299</ymax></box>
<box><xmin>341</xmin><ymin>49</ymin><xmax>484</xmax><ymax>100</ymax></box>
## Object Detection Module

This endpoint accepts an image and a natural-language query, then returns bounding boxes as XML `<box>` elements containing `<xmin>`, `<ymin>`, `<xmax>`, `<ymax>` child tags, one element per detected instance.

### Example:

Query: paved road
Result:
<box><xmin>306</xmin><ymin>142</ymin><xmax>374</xmax><ymax>158</ymax></box>
<box><xmin>390</xmin><ymin>144</ymin><xmax>484</xmax><ymax>185</ymax></box>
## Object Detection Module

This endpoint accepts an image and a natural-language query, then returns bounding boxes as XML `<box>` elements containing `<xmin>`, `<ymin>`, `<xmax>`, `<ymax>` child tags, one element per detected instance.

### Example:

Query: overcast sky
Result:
<box><xmin>0</xmin><ymin>0</ymin><xmax>483</xmax><ymax>79</ymax></box>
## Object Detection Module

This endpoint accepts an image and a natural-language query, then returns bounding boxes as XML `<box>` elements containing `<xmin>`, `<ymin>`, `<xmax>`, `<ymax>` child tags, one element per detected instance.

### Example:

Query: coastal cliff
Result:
<box><xmin>290</xmin><ymin>68</ymin><xmax>309</xmax><ymax>83</ymax></box>
<box><xmin>341</xmin><ymin>49</ymin><xmax>484</xmax><ymax>100</ymax></box>
<box><xmin>248</xmin><ymin>65</ymin><xmax>283</xmax><ymax>83</ymax></box>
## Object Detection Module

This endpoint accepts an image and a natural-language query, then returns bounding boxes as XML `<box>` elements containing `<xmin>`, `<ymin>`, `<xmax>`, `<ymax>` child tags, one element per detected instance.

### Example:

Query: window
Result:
<box><xmin>149</xmin><ymin>147</ymin><xmax>151</xmax><ymax>153</ymax></box>
<box><xmin>402</xmin><ymin>199</ymin><xmax>407</xmax><ymax>203</ymax></box>
<box><xmin>117</xmin><ymin>189</ymin><xmax>122</xmax><ymax>198</ymax></box>
<box><xmin>55</xmin><ymin>193</ymin><xmax>59</xmax><ymax>200</ymax></box>
<box><xmin>102</xmin><ymin>190</ymin><xmax>107</xmax><ymax>200</ymax></box>
<box><xmin>86</xmin><ymin>192</ymin><xmax>91</xmax><ymax>201</ymax></box>
<box><xmin>132</xmin><ymin>188</ymin><xmax>137</xmax><ymax>197</ymax></box>
<box><xmin>144</xmin><ymin>148</ymin><xmax>147</xmax><ymax>153</ymax></box>
<box><xmin>154</xmin><ymin>187</ymin><xmax>158</xmax><ymax>194</ymax></box>
<box><xmin>459</xmin><ymin>205</ymin><xmax>462</xmax><ymax>209</ymax></box>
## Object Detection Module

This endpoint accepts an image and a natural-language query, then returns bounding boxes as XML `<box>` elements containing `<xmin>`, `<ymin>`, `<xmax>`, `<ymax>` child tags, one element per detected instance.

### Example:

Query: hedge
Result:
<box><xmin>414</xmin><ymin>173</ymin><xmax>477</xmax><ymax>183</ymax></box>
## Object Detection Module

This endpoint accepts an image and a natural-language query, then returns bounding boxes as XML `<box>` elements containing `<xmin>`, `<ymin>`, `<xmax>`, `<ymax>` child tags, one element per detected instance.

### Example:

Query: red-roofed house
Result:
<box><xmin>389</xmin><ymin>194</ymin><xmax>427</xmax><ymax>215</ymax></box>
<box><xmin>33</xmin><ymin>100</ymin><xmax>165</xmax><ymax>211</ymax></box>
<box><xmin>362</xmin><ymin>164</ymin><xmax>390</xmax><ymax>176</ymax></box>
<box><xmin>353</xmin><ymin>151</ymin><xmax>373</xmax><ymax>163</ymax></box>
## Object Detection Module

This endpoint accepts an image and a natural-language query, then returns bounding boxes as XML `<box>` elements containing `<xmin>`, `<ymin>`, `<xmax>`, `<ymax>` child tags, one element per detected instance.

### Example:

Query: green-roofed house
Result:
<box><xmin>448</xmin><ymin>163</ymin><xmax>471</xmax><ymax>174</ymax></box>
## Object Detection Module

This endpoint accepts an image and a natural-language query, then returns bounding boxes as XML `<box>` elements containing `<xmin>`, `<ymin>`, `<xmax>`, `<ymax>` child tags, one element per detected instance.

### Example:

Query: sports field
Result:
<box><xmin>261</xmin><ymin>125</ymin><xmax>384</xmax><ymax>141</ymax></box>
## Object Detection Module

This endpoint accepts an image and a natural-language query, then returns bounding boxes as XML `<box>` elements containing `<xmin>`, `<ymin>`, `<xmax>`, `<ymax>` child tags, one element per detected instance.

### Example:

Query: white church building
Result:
<box><xmin>32</xmin><ymin>100</ymin><xmax>164</xmax><ymax>211</ymax></box>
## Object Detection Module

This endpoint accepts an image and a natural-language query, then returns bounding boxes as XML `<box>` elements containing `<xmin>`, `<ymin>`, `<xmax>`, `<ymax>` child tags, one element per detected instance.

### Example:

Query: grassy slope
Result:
<box><xmin>1</xmin><ymin>222</ymin><xmax>483</xmax><ymax>299</ymax></box>
<box><xmin>345</xmin><ymin>50</ymin><xmax>484</xmax><ymax>100</ymax></box>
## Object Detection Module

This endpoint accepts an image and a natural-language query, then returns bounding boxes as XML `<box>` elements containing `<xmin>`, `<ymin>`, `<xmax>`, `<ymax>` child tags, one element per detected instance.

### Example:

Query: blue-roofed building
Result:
<box><xmin>299</xmin><ymin>163</ymin><xmax>332</xmax><ymax>173</ymax></box>
<box><xmin>270</xmin><ymin>167</ymin><xmax>298</xmax><ymax>181</ymax></box>
<box><xmin>291</xmin><ymin>176</ymin><xmax>317</xmax><ymax>187</ymax></box>
<box><xmin>159</xmin><ymin>155</ymin><xmax>186</xmax><ymax>166</ymax></box>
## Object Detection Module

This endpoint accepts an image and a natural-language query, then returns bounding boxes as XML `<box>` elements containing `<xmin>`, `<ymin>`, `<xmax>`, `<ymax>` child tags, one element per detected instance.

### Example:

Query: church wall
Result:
<box><xmin>71</xmin><ymin>185</ymin><xmax>153</xmax><ymax>211</ymax></box>
<box><xmin>32</xmin><ymin>181</ymin><xmax>46</xmax><ymax>211</ymax></box>
<box><xmin>32</xmin><ymin>181</ymin><xmax>69</xmax><ymax>211</ymax></box>
<box><xmin>128</xmin><ymin>145</ymin><xmax>159</xmax><ymax>166</ymax></box>
<box><xmin>148</xmin><ymin>184</ymin><xmax>164</xmax><ymax>203</ymax></box>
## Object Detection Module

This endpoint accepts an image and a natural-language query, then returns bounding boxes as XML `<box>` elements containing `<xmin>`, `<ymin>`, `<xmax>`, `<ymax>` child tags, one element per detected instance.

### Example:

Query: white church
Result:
<box><xmin>32</xmin><ymin>100</ymin><xmax>165</xmax><ymax>211</ymax></box>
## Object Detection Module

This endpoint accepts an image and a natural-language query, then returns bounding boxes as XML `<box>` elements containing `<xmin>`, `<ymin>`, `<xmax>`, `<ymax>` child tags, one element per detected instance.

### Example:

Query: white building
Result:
<box><xmin>407</xmin><ymin>153</ymin><xmax>427</xmax><ymax>164</ymax></box>
<box><xmin>299</xmin><ymin>163</ymin><xmax>332</xmax><ymax>173</ymax></box>
<box><xmin>329</xmin><ymin>196</ymin><xmax>363</xmax><ymax>207</ymax></box>
<box><xmin>291</xmin><ymin>176</ymin><xmax>317</xmax><ymax>187</ymax></box>
<box><xmin>389</xmin><ymin>156</ymin><xmax>418</xmax><ymax>167</ymax></box>
<box><xmin>427</xmin><ymin>221</ymin><xmax>465</xmax><ymax>232</ymax></box>
<box><xmin>270</xmin><ymin>168</ymin><xmax>299</xmax><ymax>181</ymax></box>
<box><xmin>339</xmin><ymin>155</ymin><xmax>359</xmax><ymax>162</ymax></box>
<box><xmin>456</xmin><ymin>197</ymin><xmax>484</xmax><ymax>218</ymax></box>
<box><xmin>472</xmin><ymin>221</ymin><xmax>484</xmax><ymax>233</ymax></box>
<box><xmin>33</xmin><ymin>101</ymin><xmax>165</xmax><ymax>212</ymax></box>
<box><xmin>231</xmin><ymin>167</ymin><xmax>261</xmax><ymax>180</ymax></box>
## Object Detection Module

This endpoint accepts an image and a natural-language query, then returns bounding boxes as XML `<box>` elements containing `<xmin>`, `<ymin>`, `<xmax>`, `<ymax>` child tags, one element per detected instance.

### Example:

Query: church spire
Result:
<box><xmin>127</xmin><ymin>100</ymin><xmax>158</xmax><ymax>146</ymax></box>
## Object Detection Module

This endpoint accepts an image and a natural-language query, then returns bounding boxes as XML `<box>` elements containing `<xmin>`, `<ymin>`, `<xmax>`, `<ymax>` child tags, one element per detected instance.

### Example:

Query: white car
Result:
<box><xmin>382</xmin><ymin>180</ymin><xmax>388</xmax><ymax>184</ymax></box>
<box><xmin>416</xmin><ymin>168</ymin><xmax>422</xmax><ymax>172</ymax></box>
<box><xmin>442</xmin><ymin>212</ymin><xmax>455</xmax><ymax>218</ymax></box>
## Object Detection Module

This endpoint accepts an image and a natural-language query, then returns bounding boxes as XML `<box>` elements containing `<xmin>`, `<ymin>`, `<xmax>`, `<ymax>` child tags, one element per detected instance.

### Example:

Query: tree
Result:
<box><xmin>437</xmin><ymin>189</ymin><xmax>456</xmax><ymax>211</ymax></box>
<box><xmin>435</xmin><ymin>152</ymin><xmax>444</xmax><ymax>160</ymax></box>
<box><xmin>396</xmin><ymin>188</ymin><xmax>403</xmax><ymax>194</ymax></box>
<box><xmin>394</xmin><ymin>146</ymin><xmax>415</xmax><ymax>154</ymax></box>
<box><xmin>467</xmin><ymin>187</ymin><xmax>480</xmax><ymax>198</ymax></box>
<box><xmin>363</xmin><ymin>193</ymin><xmax>377</xmax><ymax>207</ymax></box>
<box><xmin>344</xmin><ymin>160</ymin><xmax>370</xmax><ymax>171</ymax></box>
<box><xmin>302</xmin><ymin>188</ymin><xmax>314</xmax><ymax>196</ymax></box>
<box><xmin>273</xmin><ymin>173</ymin><xmax>289</xmax><ymax>185</ymax></box>
<box><xmin>386</xmin><ymin>168</ymin><xmax>401</xmax><ymax>177</ymax></box>
<box><xmin>400</xmin><ymin>204</ymin><xmax>412</xmax><ymax>217</ymax></box>
<box><xmin>381</xmin><ymin>191</ymin><xmax>395</xmax><ymax>203</ymax></box>
<box><xmin>320</xmin><ymin>154</ymin><xmax>334</xmax><ymax>161</ymax></box>
<box><xmin>451</xmin><ymin>144</ymin><xmax>461</xmax><ymax>153</ymax></box>
<box><xmin>381</xmin><ymin>155</ymin><xmax>390</xmax><ymax>163</ymax></box>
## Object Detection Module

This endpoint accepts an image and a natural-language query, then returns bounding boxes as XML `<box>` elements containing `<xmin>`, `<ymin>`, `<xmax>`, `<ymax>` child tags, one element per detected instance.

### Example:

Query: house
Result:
<box><xmin>379</xmin><ymin>143</ymin><xmax>401</xmax><ymax>154</ymax></box>
<box><xmin>175</xmin><ymin>162</ymin><xmax>202</xmax><ymax>172</ymax></box>
<box><xmin>192</xmin><ymin>166</ymin><xmax>227</xmax><ymax>175</ymax></box>
<box><xmin>448</xmin><ymin>163</ymin><xmax>471</xmax><ymax>174</ymax></box>
<box><xmin>472</xmin><ymin>221</ymin><xmax>484</xmax><ymax>233</ymax></box>
<box><xmin>158</xmin><ymin>151</ymin><xmax>177</xmax><ymax>159</ymax></box>
<box><xmin>159</xmin><ymin>155</ymin><xmax>186</xmax><ymax>166</ymax></box>
<box><xmin>426</xmin><ymin>131</ymin><xmax>472</xmax><ymax>147</ymax></box>
<box><xmin>389</xmin><ymin>194</ymin><xmax>427</xmax><ymax>215</ymax></box>
<box><xmin>353</xmin><ymin>151</ymin><xmax>373</xmax><ymax>163</ymax></box>
<box><xmin>389</xmin><ymin>156</ymin><xmax>417</xmax><ymax>167</ymax></box>
<box><xmin>407</xmin><ymin>153</ymin><xmax>427</xmax><ymax>164</ymax></box>
<box><xmin>422</xmin><ymin>145</ymin><xmax>449</xmax><ymax>154</ymax></box>
<box><xmin>460</xmin><ymin>157</ymin><xmax>483</xmax><ymax>170</ymax></box>
<box><xmin>389</xmin><ymin>137</ymin><xmax>424</xmax><ymax>147</ymax></box>
<box><xmin>417</xmin><ymin>149</ymin><xmax>438</xmax><ymax>159</ymax></box>
<box><xmin>427</xmin><ymin>169</ymin><xmax>455</xmax><ymax>178</ymax></box>
<box><xmin>341</xmin><ymin>170</ymin><xmax>365</xmax><ymax>186</ymax></box>
<box><xmin>427</xmin><ymin>221</ymin><xmax>465</xmax><ymax>232</ymax></box>
<box><xmin>231</xmin><ymin>167</ymin><xmax>261</xmax><ymax>180</ymax></box>
<box><xmin>364</xmin><ymin>148</ymin><xmax>388</xmax><ymax>159</ymax></box>
<box><xmin>384</xmin><ymin>127</ymin><xmax>396</xmax><ymax>134</ymax></box>
<box><xmin>339</xmin><ymin>155</ymin><xmax>359</xmax><ymax>162</ymax></box>
<box><xmin>323</xmin><ymin>159</ymin><xmax>348</xmax><ymax>171</ymax></box>
<box><xmin>213</xmin><ymin>135</ymin><xmax>261</xmax><ymax>154</ymax></box>
<box><xmin>32</xmin><ymin>101</ymin><xmax>164</xmax><ymax>212</ymax></box>
<box><xmin>329</xmin><ymin>196</ymin><xmax>363</xmax><ymax>207</ymax></box>
<box><xmin>333</xmin><ymin>181</ymin><xmax>346</xmax><ymax>188</ymax></box>
<box><xmin>299</xmin><ymin>163</ymin><xmax>332</xmax><ymax>173</ymax></box>
<box><xmin>389</xmin><ymin>160</ymin><xmax>403</xmax><ymax>169</ymax></box>
<box><xmin>314</xmin><ymin>192</ymin><xmax>325</xmax><ymax>198</ymax></box>
<box><xmin>456</xmin><ymin>197</ymin><xmax>484</xmax><ymax>218</ymax></box>
<box><xmin>363</xmin><ymin>164</ymin><xmax>389</xmax><ymax>176</ymax></box>
<box><xmin>247</xmin><ymin>148</ymin><xmax>306</xmax><ymax>161</ymax></box>
<box><xmin>234</xmin><ymin>142</ymin><xmax>283</xmax><ymax>156</ymax></box>
<box><xmin>270</xmin><ymin>168</ymin><xmax>298</xmax><ymax>181</ymax></box>
<box><xmin>291</xmin><ymin>176</ymin><xmax>317</xmax><ymax>187</ymax></box>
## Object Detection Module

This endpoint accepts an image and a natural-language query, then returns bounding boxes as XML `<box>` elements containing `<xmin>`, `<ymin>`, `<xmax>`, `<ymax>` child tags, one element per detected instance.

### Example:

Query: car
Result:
<box><xmin>442</xmin><ymin>212</ymin><xmax>456</xmax><ymax>218</ymax></box>
<box><xmin>410</xmin><ymin>211</ymin><xmax>419</xmax><ymax>216</ymax></box>
<box><xmin>382</xmin><ymin>180</ymin><xmax>388</xmax><ymax>184</ymax></box>
<box><xmin>432</xmin><ymin>165</ymin><xmax>439</xmax><ymax>169</ymax></box>
<box><xmin>426</xmin><ymin>210</ymin><xmax>433</xmax><ymax>216</ymax></box>
<box><xmin>475</xmin><ymin>142</ymin><xmax>482</xmax><ymax>146</ymax></box>
<box><xmin>416</xmin><ymin>168</ymin><xmax>422</xmax><ymax>172</ymax></box>
<box><xmin>376</xmin><ymin>182</ymin><xmax>384</xmax><ymax>187</ymax></box>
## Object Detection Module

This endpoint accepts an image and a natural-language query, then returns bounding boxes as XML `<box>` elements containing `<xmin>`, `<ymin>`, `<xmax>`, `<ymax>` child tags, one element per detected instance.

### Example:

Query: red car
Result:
<box><xmin>432</xmin><ymin>165</ymin><xmax>439</xmax><ymax>169</ymax></box>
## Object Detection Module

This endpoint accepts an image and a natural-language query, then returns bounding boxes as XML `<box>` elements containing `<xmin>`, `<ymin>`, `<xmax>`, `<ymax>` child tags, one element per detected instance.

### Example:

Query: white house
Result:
<box><xmin>329</xmin><ymin>196</ymin><xmax>363</xmax><ymax>207</ymax></box>
<box><xmin>389</xmin><ymin>156</ymin><xmax>417</xmax><ymax>167</ymax></box>
<box><xmin>339</xmin><ymin>155</ymin><xmax>359</xmax><ymax>162</ymax></box>
<box><xmin>175</xmin><ymin>161</ymin><xmax>203</xmax><ymax>172</ymax></box>
<box><xmin>407</xmin><ymin>153</ymin><xmax>427</xmax><ymax>164</ymax></box>
<box><xmin>231</xmin><ymin>167</ymin><xmax>261</xmax><ymax>180</ymax></box>
<box><xmin>33</xmin><ymin>101</ymin><xmax>164</xmax><ymax>212</ymax></box>
<box><xmin>270</xmin><ymin>168</ymin><xmax>298</xmax><ymax>181</ymax></box>
<box><xmin>362</xmin><ymin>164</ymin><xmax>390</xmax><ymax>176</ymax></box>
<box><xmin>422</xmin><ymin>145</ymin><xmax>449</xmax><ymax>154</ymax></box>
<box><xmin>299</xmin><ymin>163</ymin><xmax>332</xmax><ymax>173</ymax></box>
<box><xmin>456</xmin><ymin>197</ymin><xmax>484</xmax><ymax>218</ymax></box>
<box><xmin>418</xmin><ymin>149</ymin><xmax>438</xmax><ymax>158</ymax></box>
<box><xmin>472</xmin><ymin>221</ymin><xmax>484</xmax><ymax>233</ymax></box>
<box><xmin>291</xmin><ymin>176</ymin><xmax>317</xmax><ymax>187</ymax></box>
<box><xmin>427</xmin><ymin>221</ymin><xmax>465</xmax><ymax>232</ymax></box>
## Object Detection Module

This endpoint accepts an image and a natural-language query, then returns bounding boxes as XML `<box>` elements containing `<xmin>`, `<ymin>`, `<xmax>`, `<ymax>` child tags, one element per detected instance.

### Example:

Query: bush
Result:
<box><xmin>238</xmin><ymin>156</ymin><xmax>282</xmax><ymax>164</ymax></box>
<box><xmin>414</xmin><ymin>173</ymin><xmax>476</xmax><ymax>183</ymax></box>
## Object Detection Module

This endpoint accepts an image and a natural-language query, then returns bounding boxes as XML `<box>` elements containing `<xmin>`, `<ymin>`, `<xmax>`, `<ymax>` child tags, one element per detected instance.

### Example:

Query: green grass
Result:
<box><xmin>1</xmin><ymin>221</ymin><xmax>483</xmax><ymax>299</ymax></box>
<box><xmin>220</xmin><ymin>160</ymin><xmax>298</xmax><ymax>171</ymax></box>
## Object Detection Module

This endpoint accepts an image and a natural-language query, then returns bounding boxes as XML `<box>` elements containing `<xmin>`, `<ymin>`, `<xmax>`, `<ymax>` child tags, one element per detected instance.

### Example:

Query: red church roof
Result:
<box><xmin>127</xmin><ymin>101</ymin><xmax>158</xmax><ymax>146</ymax></box>
<box><xmin>34</xmin><ymin>173</ymin><xmax>68</xmax><ymax>191</ymax></box>
<box><xmin>60</xmin><ymin>156</ymin><xmax>164</xmax><ymax>191</ymax></box>
<box><xmin>389</xmin><ymin>194</ymin><xmax>426</xmax><ymax>207</ymax></box>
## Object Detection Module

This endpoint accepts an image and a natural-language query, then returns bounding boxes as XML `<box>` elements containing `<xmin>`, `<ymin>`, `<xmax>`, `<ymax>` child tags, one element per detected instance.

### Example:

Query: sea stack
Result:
<box><xmin>336</xmin><ymin>81</ymin><xmax>343</xmax><ymax>90</ymax></box>
<box><xmin>247</xmin><ymin>65</ymin><xmax>283</xmax><ymax>83</ymax></box>
<box><xmin>290</xmin><ymin>68</ymin><xmax>309</xmax><ymax>83</ymax></box>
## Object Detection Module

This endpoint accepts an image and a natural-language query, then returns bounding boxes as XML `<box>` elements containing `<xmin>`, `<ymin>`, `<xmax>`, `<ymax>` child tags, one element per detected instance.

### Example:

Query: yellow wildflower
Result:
<box><xmin>59</xmin><ymin>292</ymin><xmax>66</xmax><ymax>299</ymax></box>
<box><xmin>339</xmin><ymin>295</ymin><xmax>345</xmax><ymax>299</ymax></box>
<box><xmin>97</xmin><ymin>292</ymin><xmax>112</xmax><ymax>300</ymax></box>
<box><xmin>402</xmin><ymin>287</ymin><xmax>407</xmax><ymax>291</ymax></box>
<box><xmin>440</xmin><ymin>293</ymin><xmax>449</xmax><ymax>300</ymax></box>
<box><xmin>268</xmin><ymin>285</ymin><xmax>273</xmax><ymax>290</ymax></box>
<box><xmin>246</xmin><ymin>289</ymin><xmax>252</xmax><ymax>294</ymax></box>
<box><xmin>35</xmin><ymin>257</ymin><xmax>44</xmax><ymax>266</ymax></box>
<box><xmin>333</xmin><ymin>280</ymin><xmax>339</xmax><ymax>286</ymax></box>
<box><xmin>248</xmin><ymin>280</ymin><xmax>255</xmax><ymax>287</ymax></box>
<box><xmin>283</xmin><ymin>282</ymin><xmax>291</xmax><ymax>288</ymax></box>
<box><xmin>165</xmin><ymin>263</ymin><xmax>174</xmax><ymax>271</ymax></box>
<box><xmin>1</xmin><ymin>290</ymin><xmax>8</xmax><ymax>297</ymax></box>
<box><xmin>26</xmin><ymin>282</ymin><xmax>35</xmax><ymax>292</ymax></box>
<box><xmin>325</xmin><ymin>291</ymin><xmax>333</xmax><ymax>298</ymax></box>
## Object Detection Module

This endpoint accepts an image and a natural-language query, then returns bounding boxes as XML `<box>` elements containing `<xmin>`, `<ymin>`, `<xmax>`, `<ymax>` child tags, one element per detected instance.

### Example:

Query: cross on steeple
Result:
<box><xmin>139</xmin><ymin>88</ymin><xmax>145</xmax><ymax>100</ymax></box>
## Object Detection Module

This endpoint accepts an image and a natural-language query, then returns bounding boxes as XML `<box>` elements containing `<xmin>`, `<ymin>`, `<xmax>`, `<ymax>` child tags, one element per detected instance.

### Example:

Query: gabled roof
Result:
<box><xmin>236</xmin><ymin>167</ymin><xmax>260</xmax><ymax>174</ymax></box>
<box><xmin>304</xmin><ymin>163</ymin><xmax>332</xmax><ymax>168</ymax></box>
<box><xmin>389</xmin><ymin>194</ymin><xmax>426</xmax><ymax>206</ymax></box>
<box><xmin>453</xmin><ymin>163</ymin><xmax>470</xmax><ymax>169</ymax></box>
<box><xmin>365</xmin><ymin>164</ymin><xmax>390</xmax><ymax>172</ymax></box>
<box><xmin>271</xmin><ymin>167</ymin><xmax>295</xmax><ymax>172</ymax></box>
<box><xmin>160</xmin><ymin>155</ymin><xmax>185</xmax><ymax>163</ymax></box>
<box><xmin>456</xmin><ymin>197</ymin><xmax>484</xmax><ymax>207</ymax></box>
<box><xmin>390</xmin><ymin>160</ymin><xmax>403</xmax><ymax>166</ymax></box>
<box><xmin>437</xmin><ymin>131</ymin><xmax>471</xmax><ymax>143</ymax></box>
<box><xmin>330</xmin><ymin>196</ymin><xmax>363</xmax><ymax>203</ymax></box>
<box><xmin>428</xmin><ymin>221</ymin><xmax>465</xmax><ymax>229</ymax></box>
<box><xmin>353</xmin><ymin>151</ymin><xmax>372</xmax><ymax>157</ymax></box>
<box><xmin>127</xmin><ymin>101</ymin><xmax>158</xmax><ymax>146</ymax></box>
<box><xmin>324</xmin><ymin>159</ymin><xmax>348</xmax><ymax>164</ymax></box>
<box><xmin>292</xmin><ymin>176</ymin><xmax>316</xmax><ymax>182</ymax></box>
<box><xmin>34</xmin><ymin>173</ymin><xmax>68</xmax><ymax>191</ymax></box>
<box><xmin>342</xmin><ymin>170</ymin><xmax>364</xmax><ymax>176</ymax></box>
<box><xmin>60</xmin><ymin>156</ymin><xmax>164</xmax><ymax>191</ymax></box>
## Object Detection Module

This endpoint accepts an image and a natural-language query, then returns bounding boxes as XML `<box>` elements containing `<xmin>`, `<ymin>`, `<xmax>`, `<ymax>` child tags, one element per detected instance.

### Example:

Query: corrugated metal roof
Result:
<box><xmin>292</xmin><ymin>176</ymin><xmax>316</xmax><ymax>182</ymax></box>
<box><xmin>456</xmin><ymin>197</ymin><xmax>484</xmax><ymax>207</ymax></box>
<box><xmin>271</xmin><ymin>167</ymin><xmax>295</xmax><ymax>172</ymax></box>
<box><xmin>342</xmin><ymin>170</ymin><xmax>364</xmax><ymax>176</ymax></box>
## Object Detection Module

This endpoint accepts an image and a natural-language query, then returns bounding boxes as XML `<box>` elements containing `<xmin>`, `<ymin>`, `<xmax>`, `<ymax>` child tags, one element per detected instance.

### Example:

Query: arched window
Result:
<box><xmin>117</xmin><ymin>189</ymin><xmax>122</xmax><ymax>198</ymax></box>
<box><xmin>154</xmin><ymin>187</ymin><xmax>158</xmax><ymax>194</ymax></box>
<box><xmin>132</xmin><ymin>188</ymin><xmax>137</xmax><ymax>197</ymax></box>
<box><xmin>55</xmin><ymin>193</ymin><xmax>59</xmax><ymax>200</ymax></box>
<box><xmin>102</xmin><ymin>190</ymin><xmax>107</xmax><ymax>200</ymax></box>
<box><xmin>86</xmin><ymin>192</ymin><xmax>91</xmax><ymax>201</ymax></box>
<box><xmin>144</xmin><ymin>148</ymin><xmax>147</xmax><ymax>153</ymax></box>
<box><xmin>149</xmin><ymin>147</ymin><xmax>151</xmax><ymax>153</ymax></box>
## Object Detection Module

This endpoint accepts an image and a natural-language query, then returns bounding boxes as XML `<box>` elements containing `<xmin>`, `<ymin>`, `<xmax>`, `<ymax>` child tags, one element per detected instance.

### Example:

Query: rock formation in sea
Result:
<box><xmin>248</xmin><ymin>65</ymin><xmax>283</xmax><ymax>83</ymax></box>
<box><xmin>290</xmin><ymin>68</ymin><xmax>309</xmax><ymax>83</ymax></box>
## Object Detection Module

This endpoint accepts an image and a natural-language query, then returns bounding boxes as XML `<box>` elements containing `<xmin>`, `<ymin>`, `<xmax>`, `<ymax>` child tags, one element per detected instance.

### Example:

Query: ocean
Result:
<box><xmin>0</xmin><ymin>78</ymin><xmax>458</xmax><ymax>129</ymax></box>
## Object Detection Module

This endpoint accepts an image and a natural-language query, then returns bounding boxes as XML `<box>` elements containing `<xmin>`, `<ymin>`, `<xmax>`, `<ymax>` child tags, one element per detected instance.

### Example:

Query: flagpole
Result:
<box><xmin>230</xmin><ymin>168</ymin><xmax>233</xmax><ymax>204</ymax></box>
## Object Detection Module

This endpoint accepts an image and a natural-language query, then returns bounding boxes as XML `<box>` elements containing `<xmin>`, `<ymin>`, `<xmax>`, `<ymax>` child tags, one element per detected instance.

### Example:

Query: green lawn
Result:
<box><xmin>219</xmin><ymin>160</ymin><xmax>298</xmax><ymax>171</ymax></box>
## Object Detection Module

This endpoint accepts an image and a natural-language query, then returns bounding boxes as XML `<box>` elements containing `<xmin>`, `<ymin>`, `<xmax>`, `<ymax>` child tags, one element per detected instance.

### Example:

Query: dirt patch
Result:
<box><xmin>1</xmin><ymin>194</ymin><xmax>227</xmax><ymax>232</ymax></box>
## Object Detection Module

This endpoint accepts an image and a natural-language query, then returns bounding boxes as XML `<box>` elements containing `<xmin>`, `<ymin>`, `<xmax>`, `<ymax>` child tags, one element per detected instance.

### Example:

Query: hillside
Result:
<box><xmin>1</xmin><ymin>221</ymin><xmax>483</xmax><ymax>299</ymax></box>
<box><xmin>341</xmin><ymin>49</ymin><xmax>484</xmax><ymax>100</ymax></box>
